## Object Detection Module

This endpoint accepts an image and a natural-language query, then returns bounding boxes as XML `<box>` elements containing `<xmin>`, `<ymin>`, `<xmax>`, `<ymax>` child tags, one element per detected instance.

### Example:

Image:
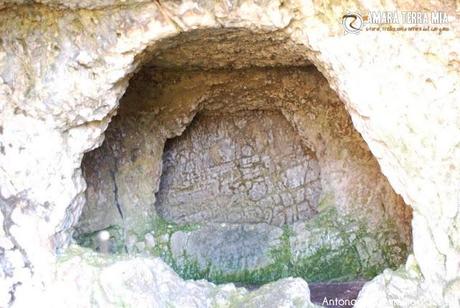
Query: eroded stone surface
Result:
<box><xmin>75</xmin><ymin>66</ymin><xmax>411</xmax><ymax>287</ymax></box>
<box><xmin>164</xmin><ymin>205</ymin><xmax>408</xmax><ymax>284</ymax></box>
<box><xmin>0</xmin><ymin>0</ymin><xmax>458</xmax><ymax>306</ymax></box>
<box><xmin>44</xmin><ymin>246</ymin><xmax>319</xmax><ymax>308</ymax></box>
<box><xmin>74</xmin><ymin>66</ymin><xmax>411</xmax><ymax>285</ymax></box>
<box><xmin>170</xmin><ymin>223</ymin><xmax>283</xmax><ymax>275</ymax></box>
<box><xmin>148</xmin><ymin>28</ymin><xmax>312</xmax><ymax>70</ymax></box>
<box><xmin>80</xmin><ymin>67</ymin><xmax>411</xmax><ymax>243</ymax></box>
<box><xmin>354</xmin><ymin>255</ymin><xmax>426</xmax><ymax>308</ymax></box>
<box><xmin>157</xmin><ymin>111</ymin><xmax>321</xmax><ymax>226</ymax></box>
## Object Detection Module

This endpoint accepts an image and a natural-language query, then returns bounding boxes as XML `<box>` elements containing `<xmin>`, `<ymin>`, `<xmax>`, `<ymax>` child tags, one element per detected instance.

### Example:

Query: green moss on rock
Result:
<box><xmin>75</xmin><ymin>204</ymin><xmax>409</xmax><ymax>285</ymax></box>
<box><xmin>160</xmin><ymin>206</ymin><xmax>408</xmax><ymax>285</ymax></box>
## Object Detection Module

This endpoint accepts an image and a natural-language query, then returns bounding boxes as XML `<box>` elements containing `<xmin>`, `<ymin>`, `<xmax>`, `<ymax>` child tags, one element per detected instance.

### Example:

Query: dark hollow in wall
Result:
<box><xmin>75</xmin><ymin>29</ymin><xmax>412</xmax><ymax>285</ymax></box>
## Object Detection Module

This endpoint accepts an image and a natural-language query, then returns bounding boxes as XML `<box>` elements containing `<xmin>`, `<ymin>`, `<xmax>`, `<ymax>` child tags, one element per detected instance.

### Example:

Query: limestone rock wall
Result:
<box><xmin>82</xmin><ymin>67</ymin><xmax>410</xmax><ymax>241</ymax></box>
<box><xmin>77</xmin><ymin>66</ymin><xmax>411</xmax><ymax>284</ymax></box>
<box><xmin>170</xmin><ymin>223</ymin><xmax>284</xmax><ymax>277</ymax></box>
<box><xmin>79</xmin><ymin>113</ymin><xmax>164</xmax><ymax>237</ymax></box>
<box><xmin>0</xmin><ymin>0</ymin><xmax>458</xmax><ymax>306</ymax></box>
<box><xmin>157</xmin><ymin>111</ymin><xmax>321</xmax><ymax>226</ymax></box>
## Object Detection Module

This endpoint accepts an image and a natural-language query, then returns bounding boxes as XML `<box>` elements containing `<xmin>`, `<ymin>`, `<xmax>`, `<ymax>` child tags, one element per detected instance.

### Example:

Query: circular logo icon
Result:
<box><xmin>342</xmin><ymin>13</ymin><xmax>364</xmax><ymax>34</ymax></box>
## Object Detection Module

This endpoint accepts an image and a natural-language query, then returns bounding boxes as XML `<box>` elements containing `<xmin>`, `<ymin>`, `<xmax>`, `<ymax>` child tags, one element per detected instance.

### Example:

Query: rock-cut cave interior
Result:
<box><xmin>74</xmin><ymin>28</ymin><xmax>413</xmax><ymax>304</ymax></box>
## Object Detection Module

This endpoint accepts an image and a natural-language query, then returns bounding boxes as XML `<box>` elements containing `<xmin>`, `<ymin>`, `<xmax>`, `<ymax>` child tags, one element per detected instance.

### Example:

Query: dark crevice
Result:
<box><xmin>110</xmin><ymin>169</ymin><xmax>124</xmax><ymax>220</ymax></box>
<box><xmin>110</xmin><ymin>168</ymin><xmax>128</xmax><ymax>253</ymax></box>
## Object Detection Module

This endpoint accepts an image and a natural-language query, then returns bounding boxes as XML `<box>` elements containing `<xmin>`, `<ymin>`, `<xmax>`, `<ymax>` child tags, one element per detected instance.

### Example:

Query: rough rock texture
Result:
<box><xmin>354</xmin><ymin>255</ymin><xmax>427</xmax><ymax>308</ymax></box>
<box><xmin>289</xmin><ymin>206</ymin><xmax>407</xmax><ymax>282</ymax></box>
<box><xmin>76</xmin><ymin>206</ymin><xmax>407</xmax><ymax>285</ymax></box>
<box><xmin>148</xmin><ymin>28</ymin><xmax>313</xmax><ymax>70</ymax></box>
<box><xmin>47</xmin><ymin>246</ymin><xmax>319</xmax><ymax>308</ymax></box>
<box><xmin>77</xmin><ymin>67</ymin><xmax>411</xmax><ymax>283</ymax></box>
<box><xmin>158</xmin><ymin>111</ymin><xmax>321</xmax><ymax>226</ymax></box>
<box><xmin>80</xmin><ymin>68</ymin><xmax>411</xmax><ymax>242</ymax></box>
<box><xmin>170</xmin><ymin>223</ymin><xmax>283</xmax><ymax>275</ymax></box>
<box><xmin>0</xmin><ymin>0</ymin><xmax>458</xmax><ymax>307</ymax></box>
<box><xmin>164</xmin><ymin>207</ymin><xmax>407</xmax><ymax>284</ymax></box>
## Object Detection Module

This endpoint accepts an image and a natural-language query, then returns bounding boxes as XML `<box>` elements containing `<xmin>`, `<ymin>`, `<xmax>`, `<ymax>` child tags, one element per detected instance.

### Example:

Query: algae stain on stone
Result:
<box><xmin>75</xmin><ymin>200</ymin><xmax>409</xmax><ymax>285</ymax></box>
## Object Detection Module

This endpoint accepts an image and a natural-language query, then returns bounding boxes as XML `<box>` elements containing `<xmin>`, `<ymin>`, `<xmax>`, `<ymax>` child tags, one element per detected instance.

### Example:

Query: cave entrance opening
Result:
<box><xmin>74</xmin><ymin>28</ymin><xmax>412</xmax><ymax>291</ymax></box>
